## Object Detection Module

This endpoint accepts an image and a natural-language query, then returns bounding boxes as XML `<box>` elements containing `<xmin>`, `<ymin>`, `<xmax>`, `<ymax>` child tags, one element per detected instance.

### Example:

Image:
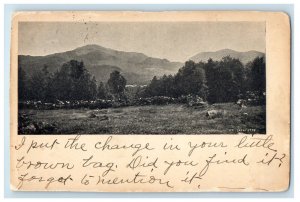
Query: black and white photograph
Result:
<box><xmin>9</xmin><ymin>10</ymin><xmax>291</xmax><ymax>194</ymax></box>
<box><xmin>17</xmin><ymin>21</ymin><xmax>266</xmax><ymax>134</ymax></box>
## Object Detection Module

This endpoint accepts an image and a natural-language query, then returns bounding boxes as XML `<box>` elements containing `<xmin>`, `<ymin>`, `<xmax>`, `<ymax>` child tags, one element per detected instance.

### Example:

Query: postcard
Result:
<box><xmin>10</xmin><ymin>11</ymin><xmax>290</xmax><ymax>192</ymax></box>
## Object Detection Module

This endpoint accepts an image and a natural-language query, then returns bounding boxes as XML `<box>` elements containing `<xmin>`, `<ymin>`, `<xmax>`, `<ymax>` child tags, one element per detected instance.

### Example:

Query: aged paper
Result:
<box><xmin>10</xmin><ymin>11</ymin><xmax>290</xmax><ymax>192</ymax></box>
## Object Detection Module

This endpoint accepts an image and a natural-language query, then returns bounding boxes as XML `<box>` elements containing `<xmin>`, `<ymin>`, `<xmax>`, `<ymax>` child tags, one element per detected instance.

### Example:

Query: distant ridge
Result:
<box><xmin>190</xmin><ymin>49</ymin><xmax>265</xmax><ymax>65</ymax></box>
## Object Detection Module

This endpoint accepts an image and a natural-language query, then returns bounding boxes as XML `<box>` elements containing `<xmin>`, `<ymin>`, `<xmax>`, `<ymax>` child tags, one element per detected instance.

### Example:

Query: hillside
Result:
<box><xmin>18</xmin><ymin>44</ymin><xmax>183</xmax><ymax>85</ymax></box>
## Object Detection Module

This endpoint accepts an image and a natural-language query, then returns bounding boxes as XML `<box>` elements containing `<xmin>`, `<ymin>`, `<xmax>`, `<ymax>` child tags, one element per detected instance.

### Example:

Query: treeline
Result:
<box><xmin>140</xmin><ymin>56</ymin><xmax>265</xmax><ymax>103</ymax></box>
<box><xmin>18</xmin><ymin>60</ymin><xmax>127</xmax><ymax>102</ymax></box>
<box><xmin>19</xmin><ymin>56</ymin><xmax>265</xmax><ymax>105</ymax></box>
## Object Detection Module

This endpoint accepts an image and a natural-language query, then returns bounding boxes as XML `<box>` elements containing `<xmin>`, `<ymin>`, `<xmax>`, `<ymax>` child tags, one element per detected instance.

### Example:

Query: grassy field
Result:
<box><xmin>19</xmin><ymin>103</ymin><xmax>266</xmax><ymax>134</ymax></box>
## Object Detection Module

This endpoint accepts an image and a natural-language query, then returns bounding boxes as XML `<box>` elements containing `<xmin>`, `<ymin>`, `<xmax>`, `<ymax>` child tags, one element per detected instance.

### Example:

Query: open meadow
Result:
<box><xmin>19</xmin><ymin>103</ymin><xmax>266</xmax><ymax>134</ymax></box>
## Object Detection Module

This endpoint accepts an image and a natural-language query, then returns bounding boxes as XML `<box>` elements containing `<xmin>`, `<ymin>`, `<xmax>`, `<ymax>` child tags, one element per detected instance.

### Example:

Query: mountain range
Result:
<box><xmin>18</xmin><ymin>45</ymin><xmax>265</xmax><ymax>85</ymax></box>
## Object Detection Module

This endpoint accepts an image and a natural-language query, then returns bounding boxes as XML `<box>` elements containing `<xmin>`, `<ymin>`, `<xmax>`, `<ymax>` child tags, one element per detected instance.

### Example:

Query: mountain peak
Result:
<box><xmin>72</xmin><ymin>44</ymin><xmax>112</xmax><ymax>55</ymax></box>
<box><xmin>216</xmin><ymin>48</ymin><xmax>238</xmax><ymax>53</ymax></box>
<box><xmin>75</xmin><ymin>44</ymin><xmax>107</xmax><ymax>50</ymax></box>
<box><xmin>18</xmin><ymin>44</ymin><xmax>183</xmax><ymax>85</ymax></box>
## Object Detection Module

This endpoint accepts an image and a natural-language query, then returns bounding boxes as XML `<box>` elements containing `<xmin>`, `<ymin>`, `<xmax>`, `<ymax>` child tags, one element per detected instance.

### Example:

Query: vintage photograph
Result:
<box><xmin>17</xmin><ymin>21</ymin><xmax>266</xmax><ymax>134</ymax></box>
<box><xmin>10</xmin><ymin>11</ymin><xmax>290</xmax><ymax>193</ymax></box>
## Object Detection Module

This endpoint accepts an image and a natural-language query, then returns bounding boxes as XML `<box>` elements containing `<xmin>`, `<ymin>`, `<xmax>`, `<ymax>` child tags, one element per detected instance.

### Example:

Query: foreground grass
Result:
<box><xmin>19</xmin><ymin>103</ymin><xmax>266</xmax><ymax>134</ymax></box>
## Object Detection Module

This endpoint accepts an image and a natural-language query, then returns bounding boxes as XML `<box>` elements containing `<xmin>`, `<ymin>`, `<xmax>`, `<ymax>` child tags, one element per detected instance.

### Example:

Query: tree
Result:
<box><xmin>19</xmin><ymin>64</ymin><xmax>53</xmax><ymax>101</ymax></box>
<box><xmin>205</xmin><ymin>56</ymin><xmax>245</xmax><ymax>103</ymax></box>
<box><xmin>145</xmin><ymin>76</ymin><xmax>159</xmax><ymax>97</ymax></box>
<box><xmin>49</xmin><ymin>68</ymin><xmax>72</xmax><ymax>101</ymax></box>
<box><xmin>18</xmin><ymin>66</ymin><xmax>28</xmax><ymax>101</ymax></box>
<box><xmin>174</xmin><ymin>60</ymin><xmax>207</xmax><ymax>98</ymax></box>
<box><xmin>163</xmin><ymin>75</ymin><xmax>176</xmax><ymax>97</ymax></box>
<box><xmin>107</xmin><ymin>70</ymin><xmax>127</xmax><ymax>99</ymax></box>
<box><xmin>88</xmin><ymin>76</ymin><xmax>98</xmax><ymax>100</ymax></box>
<box><xmin>28</xmin><ymin>71</ymin><xmax>47</xmax><ymax>101</ymax></box>
<box><xmin>247</xmin><ymin>57</ymin><xmax>266</xmax><ymax>94</ymax></box>
<box><xmin>42</xmin><ymin>65</ymin><xmax>54</xmax><ymax>101</ymax></box>
<box><xmin>97</xmin><ymin>81</ymin><xmax>108</xmax><ymax>99</ymax></box>
<box><xmin>48</xmin><ymin>60</ymin><xmax>97</xmax><ymax>101</ymax></box>
<box><xmin>143</xmin><ymin>60</ymin><xmax>208</xmax><ymax>99</ymax></box>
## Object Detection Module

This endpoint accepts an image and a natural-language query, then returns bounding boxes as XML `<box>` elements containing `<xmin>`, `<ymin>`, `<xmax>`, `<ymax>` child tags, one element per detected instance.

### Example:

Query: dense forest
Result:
<box><xmin>18</xmin><ymin>56</ymin><xmax>265</xmax><ymax>107</ymax></box>
<box><xmin>141</xmin><ymin>56</ymin><xmax>265</xmax><ymax>103</ymax></box>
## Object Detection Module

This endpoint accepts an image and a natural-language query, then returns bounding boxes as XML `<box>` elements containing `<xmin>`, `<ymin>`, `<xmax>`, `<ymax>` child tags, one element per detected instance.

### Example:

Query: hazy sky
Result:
<box><xmin>19</xmin><ymin>22</ymin><xmax>265</xmax><ymax>62</ymax></box>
